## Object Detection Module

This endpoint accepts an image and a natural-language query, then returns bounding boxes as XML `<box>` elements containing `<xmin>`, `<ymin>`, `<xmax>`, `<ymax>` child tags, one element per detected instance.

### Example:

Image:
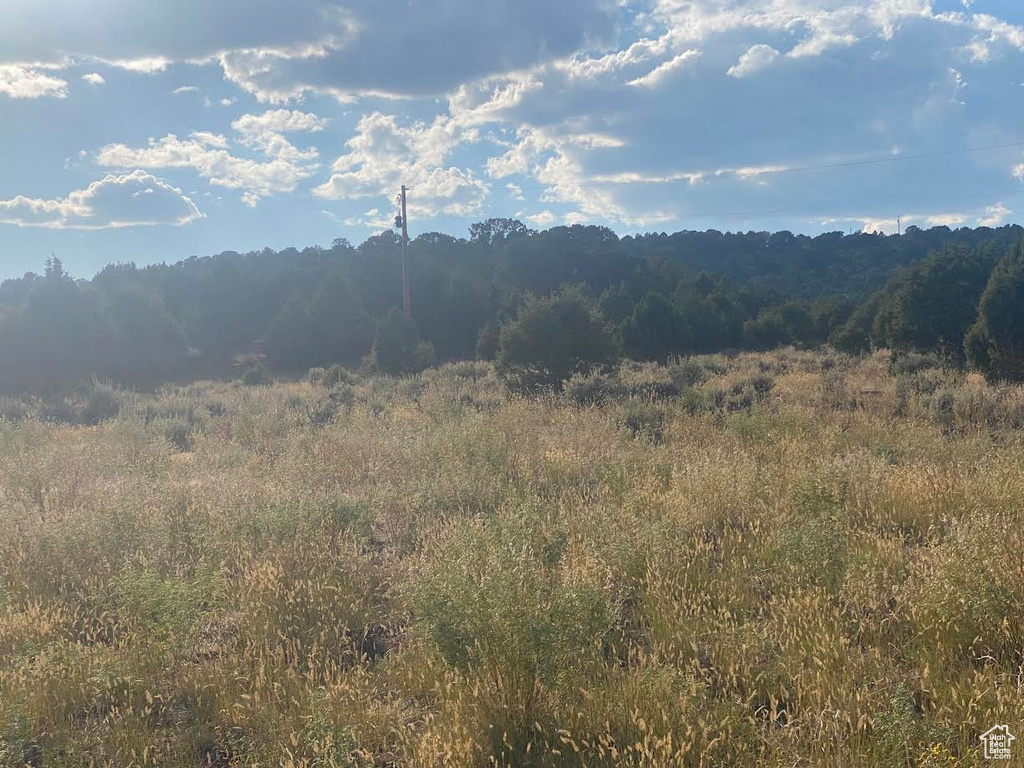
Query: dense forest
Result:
<box><xmin>3</xmin><ymin>220</ymin><xmax>1024</xmax><ymax>396</ymax></box>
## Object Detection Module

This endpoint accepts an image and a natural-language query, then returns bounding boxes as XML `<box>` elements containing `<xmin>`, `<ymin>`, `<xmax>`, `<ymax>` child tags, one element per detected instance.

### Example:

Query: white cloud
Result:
<box><xmin>0</xmin><ymin>0</ymin><xmax>617</xmax><ymax>103</ymax></box>
<box><xmin>979</xmin><ymin>203</ymin><xmax>1012</xmax><ymax>227</ymax></box>
<box><xmin>312</xmin><ymin>75</ymin><xmax>542</xmax><ymax>219</ymax></box>
<box><xmin>93</xmin><ymin>56</ymin><xmax>169</xmax><ymax>74</ymax></box>
<box><xmin>191</xmin><ymin>131</ymin><xmax>229</xmax><ymax>149</ymax></box>
<box><xmin>81</xmin><ymin>72</ymin><xmax>105</xmax><ymax>86</ymax></box>
<box><xmin>925</xmin><ymin>213</ymin><xmax>967</xmax><ymax>227</ymax></box>
<box><xmin>627</xmin><ymin>50</ymin><xmax>700</xmax><ymax>88</ymax></box>
<box><xmin>524</xmin><ymin>209</ymin><xmax>557</xmax><ymax>228</ymax></box>
<box><xmin>95</xmin><ymin>110</ymin><xmax>326</xmax><ymax>205</ymax></box>
<box><xmin>561</xmin><ymin>37</ymin><xmax>672</xmax><ymax>80</ymax></box>
<box><xmin>0</xmin><ymin>64</ymin><xmax>67</xmax><ymax>99</ymax></box>
<box><xmin>8</xmin><ymin>0</ymin><xmax>1021</xmax><ymax>241</ymax></box>
<box><xmin>964</xmin><ymin>14</ymin><xmax>1024</xmax><ymax>61</ymax></box>
<box><xmin>232</xmin><ymin>109</ymin><xmax>327</xmax><ymax>138</ymax></box>
<box><xmin>788</xmin><ymin>30</ymin><xmax>858</xmax><ymax>59</ymax></box>
<box><xmin>313</xmin><ymin>111</ymin><xmax>489</xmax><ymax>218</ymax></box>
<box><xmin>854</xmin><ymin>208</ymin><xmax>987</xmax><ymax>235</ymax></box>
<box><xmin>343</xmin><ymin>207</ymin><xmax>393</xmax><ymax>229</ymax></box>
<box><xmin>727</xmin><ymin>44</ymin><xmax>780</xmax><ymax>78</ymax></box>
<box><xmin>0</xmin><ymin>170</ymin><xmax>202</xmax><ymax>229</ymax></box>
<box><xmin>173</xmin><ymin>85</ymin><xmax>200</xmax><ymax>94</ymax></box>
<box><xmin>859</xmin><ymin>217</ymin><xmax>900</xmax><ymax>234</ymax></box>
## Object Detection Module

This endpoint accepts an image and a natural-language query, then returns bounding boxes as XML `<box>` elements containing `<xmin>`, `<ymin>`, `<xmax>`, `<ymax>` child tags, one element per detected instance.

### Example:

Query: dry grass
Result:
<box><xmin>1</xmin><ymin>349</ymin><xmax>1022</xmax><ymax>766</ymax></box>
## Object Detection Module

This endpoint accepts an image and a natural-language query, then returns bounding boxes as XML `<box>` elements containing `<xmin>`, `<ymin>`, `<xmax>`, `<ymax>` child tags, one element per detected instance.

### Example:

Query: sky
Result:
<box><xmin>2</xmin><ymin>0</ymin><xmax>1024</xmax><ymax>279</ymax></box>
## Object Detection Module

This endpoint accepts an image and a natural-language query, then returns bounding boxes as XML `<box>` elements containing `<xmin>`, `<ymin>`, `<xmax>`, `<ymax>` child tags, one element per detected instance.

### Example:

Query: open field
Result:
<box><xmin>2</xmin><ymin>349</ymin><xmax>1023</xmax><ymax>766</ymax></box>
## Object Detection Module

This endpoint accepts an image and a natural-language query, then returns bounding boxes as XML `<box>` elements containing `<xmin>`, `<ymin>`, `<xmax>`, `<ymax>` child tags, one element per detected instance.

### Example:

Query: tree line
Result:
<box><xmin>2</xmin><ymin>219</ymin><xmax>1023</xmax><ymax>395</ymax></box>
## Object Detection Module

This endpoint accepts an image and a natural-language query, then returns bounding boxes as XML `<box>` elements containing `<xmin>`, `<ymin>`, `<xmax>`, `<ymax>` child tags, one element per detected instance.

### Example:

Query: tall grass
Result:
<box><xmin>0</xmin><ymin>351</ymin><xmax>1021</xmax><ymax>765</ymax></box>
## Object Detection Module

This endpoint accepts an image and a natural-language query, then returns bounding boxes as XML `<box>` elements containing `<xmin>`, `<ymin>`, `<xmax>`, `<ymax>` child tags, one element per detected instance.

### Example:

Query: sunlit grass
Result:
<box><xmin>1</xmin><ymin>350</ymin><xmax>1021</xmax><ymax>765</ymax></box>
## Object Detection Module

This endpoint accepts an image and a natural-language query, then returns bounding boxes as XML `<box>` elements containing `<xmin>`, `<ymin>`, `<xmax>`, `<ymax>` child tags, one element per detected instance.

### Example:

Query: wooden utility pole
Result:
<box><xmin>400</xmin><ymin>185</ymin><xmax>411</xmax><ymax>318</ymax></box>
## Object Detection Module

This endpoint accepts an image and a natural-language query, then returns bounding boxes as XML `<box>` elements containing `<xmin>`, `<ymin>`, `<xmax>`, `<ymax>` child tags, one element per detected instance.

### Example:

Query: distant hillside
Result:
<box><xmin>1</xmin><ymin>221</ymin><xmax>1022</xmax><ymax>394</ymax></box>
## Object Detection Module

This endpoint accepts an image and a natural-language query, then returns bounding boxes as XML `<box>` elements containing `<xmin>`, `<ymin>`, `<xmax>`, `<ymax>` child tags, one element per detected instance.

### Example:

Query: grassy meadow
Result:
<box><xmin>1</xmin><ymin>350</ymin><xmax>1023</xmax><ymax>766</ymax></box>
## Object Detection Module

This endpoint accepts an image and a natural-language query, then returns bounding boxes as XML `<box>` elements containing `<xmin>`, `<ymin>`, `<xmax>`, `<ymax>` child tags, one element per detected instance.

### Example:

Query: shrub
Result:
<box><xmin>723</xmin><ymin>374</ymin><xmax>774</xmax><ymax>413</ymax></box>
<box><xmin>80</xmin><ymin>383</ymin><xmax>123</xmax><ymax>425</ymax></box>
<box><xmin>39</xmin><ymin>399</ymin><xmax>78</xmax><ymax>424</ymax></box>
<box><xmin>764</xmin><ymin>482</ymin><xmax>848</xmax><ymax>594</ymax></box>
<box><xmin>203</xmin><ymin>398</ymin><xmax>228</xmax><ymax>417</ymax></box>
<box><xmin>496</xmin><ymin>286</ymin><xmax>619</xmax><ymax>395</ymax></box>
<box><xmin>304</xmin><ymin>398</ymin><xmax>337</xmax><ymax>429</ymax></box>
<box><xmin>326</xmin><ymin>364</ymin><xmax>356</xmax><ymax>387</ymax></box>
<box><xmin>889</xmin><ymin>350</ymin><xmax>943</xmax><ymax>377</ymax></box>
<box><xmin>0</xmin><ymin>397</ymin><xmax>27</xmax><ymax>423</ymax></box>
<box><xmin>927</xmin><ymin>389</ymin><xmax>957</xmax><ymax>429</ymax></box>
<box><xmin>414</xmin><ymin>522</ymin><xmax>612</xmax><ymax>732</ymax></box>
<box><xmin>563</xmin><ymin>371</ymin><xmax>627</xmax><ymax>406</ymax></box>
<box><xmin>310</xmin><ymin>363</ymin><xmax>356</xmax><ymax>388</ymax></box>
<box><xmin>749</xmin><ymin>373</ymin><xmax>775</xmax><ymax>398</ymax></box>
<box><xmin>157</xmin><ymin>417</ymin><xmax>196</xmax><ymax>451</ymax></box>
<box><xmin>106</xmin><ymin>568</ymin><xmax>215</xmax><ymax>641</ymax></box>
<box><xmin>619</xmin><ymin>400</ymin><xmax>666</xmax><ymax>441</ymax></box>
<box><xmin>629</xmin><ymin>380</ymin><xmax>681</xmax><ymax>401</ymax></box>
<box><xmin>303</xmin><ymin>387</ymin><xmax>355</xmax><ymax>429</ymax></box>
<box><xmin>820</xmin><ymin>371</ymin><xmax>855</xmax><ymax>411</ymax></box>
<box><xmin>241</xmin><ymin>362</ymin><xmax>273</xmax><ymax>387</ymax></box>
<box><xmin>667</xmin><ymin>357</ymin><xmax>711</xmax><ymax>388</ymax></box>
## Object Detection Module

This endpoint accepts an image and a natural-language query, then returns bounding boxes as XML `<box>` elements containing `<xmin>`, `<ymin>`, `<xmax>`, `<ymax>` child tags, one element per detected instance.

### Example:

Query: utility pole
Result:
<box><xmin>399</xmin><ymin>185</ymin><xmax>411</xmax><ymax>318</ymax></box>
<box><xmin>897</xmin><ymin>216</ymin><xmax>901</xmax><ymax>236</ymax></box>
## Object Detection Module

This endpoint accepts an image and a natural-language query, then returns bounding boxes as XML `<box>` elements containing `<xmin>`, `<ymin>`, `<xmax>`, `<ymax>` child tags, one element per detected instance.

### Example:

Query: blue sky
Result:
<box><xmin>2</xmin><ymin>0</ymin><xmax>1024</xmax><ymax>279</ymax></box>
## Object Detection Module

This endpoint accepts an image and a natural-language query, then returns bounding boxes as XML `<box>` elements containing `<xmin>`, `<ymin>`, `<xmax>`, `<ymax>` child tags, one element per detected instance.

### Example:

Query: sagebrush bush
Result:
<box><xmin>309</xmin><ymin>363</ymin><xmax>356</xmax><ymax>388</ymax></box>
<box><xmin>619</xmin><ymin>399</ymin><xmax>666</xmax><ymax>440</ymax></box>
<box><xmin>80</xmin><ymin>383</ymin><xmax>123</xmax><ymax>424</ymax></box>
<box><xmin>38</xmin><ymin>399</ymin><xmax>78</xmax><ymax>424</ymax></box>
<box><xmin>156</xmin><ymin>416</ymin><xmax>196</xmax><ymax>451</ymax></box>
<box><xmin>241</xmin><ymin>362</ymin><xmax>273</xmax><ymax>387</ymax></box>
<box><xmin>563</xmin><ymin>371</ymin><xmax>627</xmax><ymax>406</ymax></box>
<box><xmin>666</xmin><ymin>356</ymin><xmax>711</xmax><ymax>388</ymax></box>
<box><xmin>0</xmin><ymin>397</ymin><xmax>27</xmax><ymax>423</ymax></box>
<box><xmin>889</xmin><ymin>350</ymin><xmax>945</xmax><ymax>377</ymax></box>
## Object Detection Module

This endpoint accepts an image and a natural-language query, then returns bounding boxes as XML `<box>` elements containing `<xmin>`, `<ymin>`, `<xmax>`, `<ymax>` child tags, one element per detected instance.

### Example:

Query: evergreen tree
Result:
<box><xmin>871</xmin><ymin>244</ymin><xmax>997</xmax><ymax>359</ymax></box>
<box><xmin>496</xmin><ymin>286</ymin><xmax>619</xmax><ymax>394</ymax></box>
<box><xmin>371</xmin><ymin>309</ymin><xmax>434</xmax><ymax>376</ymax></box>
<box><xmin>965</xmin><ymin>239</ymin><xmax>1024</xmax><ymax>381</ymax></box>
<box><xmin>619</xmin><ymin>292</ymin><xmax>690</xmax><ymax>361</ymax></box>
